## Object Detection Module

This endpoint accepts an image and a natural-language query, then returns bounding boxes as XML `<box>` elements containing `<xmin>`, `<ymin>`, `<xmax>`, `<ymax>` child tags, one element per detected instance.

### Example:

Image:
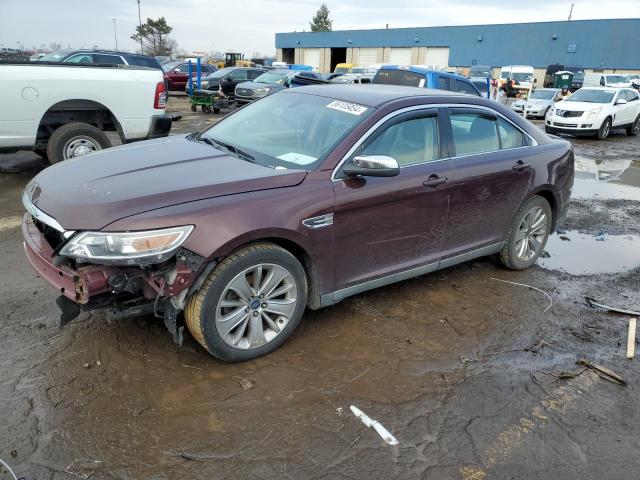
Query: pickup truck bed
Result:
<box><xmin>0</xmin><ymin>62</ymin><xmax>171</xmax><ymax>163</ymax></box>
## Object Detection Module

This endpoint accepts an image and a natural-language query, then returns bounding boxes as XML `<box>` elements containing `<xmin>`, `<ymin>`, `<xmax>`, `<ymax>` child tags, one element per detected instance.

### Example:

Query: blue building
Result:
<box><xmin>275</xmin><ymin>18</ymin><xmax>640</xmax><ymax>77</ymax></box>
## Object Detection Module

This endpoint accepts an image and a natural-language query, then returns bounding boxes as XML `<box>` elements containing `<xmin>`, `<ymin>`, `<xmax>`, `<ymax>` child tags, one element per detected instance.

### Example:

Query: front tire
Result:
<box><xmin>185</xmin><ymin>243</ymin><xmax>307</xmax><ymax>362</ymax></box>
<box><xmin>499</xmin><ymin>196</ymin><xmax>552</xmax><ymax>270</ymax></box>
<box><xmin>626</xmin><ymin>115</ymin><xmax>640</xmax><ymax>136</ymax></box>
<box><xmin>46</xmin><ymin>122</ymin><xmax>110</xmax><ymax>164</ymax></box>
<box><xmin>597</xmin><ymin>117</ymin><xmax>612</xmax><ymax>140</ymax></box>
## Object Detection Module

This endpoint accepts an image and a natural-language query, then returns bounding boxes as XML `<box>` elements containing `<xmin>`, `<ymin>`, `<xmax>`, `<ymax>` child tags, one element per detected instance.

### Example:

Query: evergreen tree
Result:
<box><xmin>310</xmin><ymin>4</ymin><xmax>333</xmax><ymax>32</ymax></box>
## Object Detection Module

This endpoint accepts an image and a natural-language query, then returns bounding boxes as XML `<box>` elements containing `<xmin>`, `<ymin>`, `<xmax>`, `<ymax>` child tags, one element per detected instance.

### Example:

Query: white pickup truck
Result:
<box><xmin>0</xmin><ymin>62</ymin><xmax>171</xmax><ymax>163</ymax></box>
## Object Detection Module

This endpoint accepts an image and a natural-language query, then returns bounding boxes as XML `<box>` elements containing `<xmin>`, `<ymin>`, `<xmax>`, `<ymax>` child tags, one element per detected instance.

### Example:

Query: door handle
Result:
<box><xmin>512</xmin><ymin>161</ymin><xmax>532</xmax><ymax>171</ymax></box>
<box><xmin>423</xmin><ymin>175</ymin><xmax>448</xmax><ymax>187</ymax></box>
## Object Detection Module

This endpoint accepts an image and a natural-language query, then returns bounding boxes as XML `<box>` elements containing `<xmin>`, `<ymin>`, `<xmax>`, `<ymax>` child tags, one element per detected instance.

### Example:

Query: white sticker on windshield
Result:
<box><xmin>277</xmin><ymin>152</ymin><xmax>317</xmax><ymax>165</ymax></box>
<box><xmin>326</xmin><ymin>100</ymin><xmax>368</xmax><ymax>116</ymax></box>
<box><xmin>418</xmin><ymin>79</ymin><xmax>425</xmax><ymax>88</ymax></box>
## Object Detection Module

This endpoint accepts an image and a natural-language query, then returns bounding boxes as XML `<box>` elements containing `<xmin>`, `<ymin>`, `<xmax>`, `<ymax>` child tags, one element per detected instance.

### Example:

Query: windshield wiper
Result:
<box><xmin>197</xmin><ymin>136</ymin><xmax>256</xmax><ymax>163</ymax></box>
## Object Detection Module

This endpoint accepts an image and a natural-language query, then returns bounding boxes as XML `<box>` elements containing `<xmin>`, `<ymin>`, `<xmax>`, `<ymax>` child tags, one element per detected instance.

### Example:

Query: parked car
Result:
<box><xmin>372</xmin><ymin>65</ymin><xmax>482</xmax><ymax>96</ymax></box>
<box><xmin>546</xmin><ymin>87</ymin><xmax>640</xmax><ymax>139</ymax></box>
<box><xmin>163</xmin><ymin>61</ymin><xmax>217</xmax><ymax>91</ymax></box>
<box><xmin>235</xmin><ymin>69</ymin><xmax>322</xmax><ymax>104</ymax></box>
<box><xmin>468</xmin><ymin>65</ymin><xmax>492</xmax><ymax>78</ymax></box>
<box><xmin>499</xmin><ymin>65</ymin><xmax>535</xmax><ymax>94</ymax></box>
<box><xmin>189</xmin><ymin>67</ymin><xmax>265</xmax><ymax>100</ymax></box>
<box><xmin>22</xmin><ymin>84</ymin><xmax>573</xmax><ymax>361</ymax></box>
<box><xmin>38</xmin><ymin>49</ymin><xmax>162</xmax><ymax>70</ymax></box>
<box><xmin>511</xmin><ymin>88</ymin><xmax>560</xmax><ymax>118</ymax></box>
<box><xmin>583</xmin><ymin>73</ymin><xmax>631</xmax><ymax>88</ymax></box>
<box><xmin>329</xmin><ymin>73</ymin><xmax>374</xmax><ymax>84</ymax></box>
<box><xmin>0</xmin><ymin>62</ymin><xmax>170</xmax><ymax>163</ymax></box>
<box><xmin>322</xmin><ymin>72</ymin><xmax>344</xmax><ymax>81</ymax></box>
<box><xmin>334</xmin><ymin>63</ymin><xmax>366</xmax><ymax>74</ymax></box>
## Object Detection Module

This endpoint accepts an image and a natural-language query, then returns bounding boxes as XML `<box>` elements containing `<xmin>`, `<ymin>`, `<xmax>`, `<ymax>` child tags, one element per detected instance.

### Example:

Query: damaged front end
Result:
<box><xmin>22</xmin><ymin>192</ymin><xmax>211</xmax><ymax>345</ymax></box>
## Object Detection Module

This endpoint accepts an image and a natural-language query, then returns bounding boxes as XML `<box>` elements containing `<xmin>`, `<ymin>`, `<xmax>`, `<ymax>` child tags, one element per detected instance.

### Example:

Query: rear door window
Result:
<box><xmin>373</xmin><ymin>69</ymin><xmax>424</xmax><ymax>87</ymax></box>
<box><xmin>230</xmin><ymin>69</ymin><xmax>249</xmax><ymax>81</ymax></box>
<box><xmin>175</xmin><ymin>64</ymin><xmax>191</xmax><ymax>73</ymax></box>
<box><xmin>248</xmin><ymin>69</ymin><xmax>263</xmax><ymax>79</ymax></box>
<box><xmin>450</xmin><ymin>110</ymin><xmax>500</xmax><ymax>156</ymax></box>
<box><xmin>497</xmin><ymin>118</ymin><xmax>527</xmax><ymax>149</ymax></box>
<box><xmin>94</xmin><ymin>54</ymin><xmax>125</xmax><ymax>65</ymax></box>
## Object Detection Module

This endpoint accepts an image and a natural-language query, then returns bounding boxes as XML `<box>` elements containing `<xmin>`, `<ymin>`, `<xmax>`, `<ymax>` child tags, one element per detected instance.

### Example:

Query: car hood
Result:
<box><xmin>25</xmin><ymin>136</ymin><xmax>307</xmax><ymax>231</ymax></box>
<box><xmin>554</xmin><ymin>101</ymin><xmax>605</xmax><ymax>111</ymax></box>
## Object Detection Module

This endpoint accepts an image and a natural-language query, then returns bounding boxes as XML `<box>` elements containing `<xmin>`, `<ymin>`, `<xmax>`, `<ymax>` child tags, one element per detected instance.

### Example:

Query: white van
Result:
<box><xmin>500</xmin><ymin>65</ymin><xmax>535</xmax><ymax>91</ymax></box>
<box><xmin>583</xmin><ymin>73</ymin><xmax>631</xmax><ymax>88</ymax></box>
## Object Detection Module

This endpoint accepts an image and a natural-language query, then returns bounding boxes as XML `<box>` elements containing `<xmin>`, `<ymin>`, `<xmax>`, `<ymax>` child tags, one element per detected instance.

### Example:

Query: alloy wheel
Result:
<box><xmin>515</xmin><ymin>207</ymin><xmax>548</xmax><ymax>261</ymax></box>
<box><xmin>601</xmin><ymin>120</ymin><xmax>610</xmax><ymax>138</ymax></box>
<box><xmin>63</xmin><ymin>136</ymin><xmax>102</xmax><ymax>159</ymax></box>
<box><xmin>215</xmin><ymin>263</ymin><xmax>297</xmax><ymax>349</ymax></box>
<box><xmin>633</xmin><ymin>117</ymin><xmax>640</xmax><ymax>135</ymax></box>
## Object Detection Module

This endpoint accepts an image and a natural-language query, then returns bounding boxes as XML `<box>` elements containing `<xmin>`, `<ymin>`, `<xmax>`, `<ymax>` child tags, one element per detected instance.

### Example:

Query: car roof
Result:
<box><xmin>380</xmin><ymin>65</ymin><xmax>472</xmax><ymax>80</ymax></box>
<box><xmin>66</xmin><ymin>49</ymin><xmax>149</xmax><ymax>57</ymax></box>
<box><xmin>281</xmin><ymin>84</ymin><xmax>467</xmax><ymax>107</ymax></box>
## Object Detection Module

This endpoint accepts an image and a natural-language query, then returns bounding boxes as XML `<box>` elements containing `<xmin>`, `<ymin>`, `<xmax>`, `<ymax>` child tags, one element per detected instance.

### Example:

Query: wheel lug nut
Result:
<box><xmin>278</xmin><ymin>319</ymin><xmax>284</xmax><ymax>324</ymax></box>
<box><xmin>261</xmin><ymin>303</ymin><xmax>267</xmax><ymax>308</ymax></box>
<box><xmin>253</xmin><ymin>311</ymin><xmax>259</xmax><ymax>317</ymax></box>
<box><xmin>245</xmin><ymin>308</ymin><xmax>250</xmax><ymax>313</ymax></box>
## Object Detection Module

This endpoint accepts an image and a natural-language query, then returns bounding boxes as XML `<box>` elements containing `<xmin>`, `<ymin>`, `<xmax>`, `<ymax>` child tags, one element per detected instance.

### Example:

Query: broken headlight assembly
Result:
<box><xmin>59</xmin><ymin>226</ymin><xmax>194</xmax><ymax>265</ymax></box>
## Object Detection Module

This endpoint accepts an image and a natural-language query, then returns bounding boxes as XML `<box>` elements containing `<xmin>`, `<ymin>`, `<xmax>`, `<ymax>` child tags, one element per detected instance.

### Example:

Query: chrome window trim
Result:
<box><xmin>331</xmin><ymin>103</ymin><xmax>538</xmax><ymax>181</ymax></box>
<box><xmin>22</xmin><ymin>191</ymin><xmax>75</xmax><ymax>239</ymax></box>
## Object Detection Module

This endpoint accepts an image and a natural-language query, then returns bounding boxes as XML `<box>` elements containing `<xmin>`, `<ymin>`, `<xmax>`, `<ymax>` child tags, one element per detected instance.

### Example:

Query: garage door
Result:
<box><xmin>425</xmin><ymin>47</ymin><xmax>450</xmax><ymax>68</ymax></box>
<box><xmin>389</xmin><ymin>48</ymin><xmax>412</xmax><ymax>65</ymax></box>
<box><xmin>358</xmin><ymin>48</ymin><xmax>378</xmax><ymax>66</ymax></box>
<box><xmin>304</xmin><ymin>49</ymin><xmax>321</xmax><ymax>70</ymax></box>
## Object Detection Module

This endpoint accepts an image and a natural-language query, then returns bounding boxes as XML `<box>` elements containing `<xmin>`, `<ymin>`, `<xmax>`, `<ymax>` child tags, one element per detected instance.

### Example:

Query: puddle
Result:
<box><xmin>572</xmin><ymin>156</ymin><xmax>640</xmax><ymax>201</ymax></box>
<box><xmin>539</xmin><ymin>230</ymin><xmax>640</xmax><ymax>275</ymax></box>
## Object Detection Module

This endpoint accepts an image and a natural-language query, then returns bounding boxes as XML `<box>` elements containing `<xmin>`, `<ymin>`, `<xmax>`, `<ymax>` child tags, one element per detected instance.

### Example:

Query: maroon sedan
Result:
<box><xmin>22</xmin><ymin>85</ymin><xmax>574</xmax><ymax>361</ymax></box>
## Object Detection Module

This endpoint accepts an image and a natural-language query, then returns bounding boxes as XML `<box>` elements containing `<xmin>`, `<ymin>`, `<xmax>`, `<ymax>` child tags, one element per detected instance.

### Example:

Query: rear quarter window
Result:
<box><xmin>455</xmin><ymin>79</ymin><xmax>481</xmax><ymax>96</ymax></box>
<box><xmin>373</xmin><ymin>69</ymin><xmax>424</xmax><ymax>87</ymax></box>
<box><xmin>438</xmin><ymin>76</ymin><xmax>452</xmax><ymax>90</ymax></box>
<box><xmin>126</xmin><ymin>56</ymin><xmax>162</xmax><ymax>69</ymax></box>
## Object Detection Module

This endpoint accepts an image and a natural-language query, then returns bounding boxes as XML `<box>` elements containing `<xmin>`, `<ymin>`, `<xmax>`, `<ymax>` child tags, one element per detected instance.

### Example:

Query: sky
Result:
<box><xmin>1</xmin><ymin>0</ymin><xmax>638</xmax><ymax>57</ymax></box>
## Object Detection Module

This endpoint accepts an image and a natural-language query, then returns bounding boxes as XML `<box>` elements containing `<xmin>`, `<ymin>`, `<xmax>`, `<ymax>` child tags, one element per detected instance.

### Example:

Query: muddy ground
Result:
<box><xmin>1</xmin><ymin>96</ymin><xmax>640</xmax><ymax>480</ymax></box>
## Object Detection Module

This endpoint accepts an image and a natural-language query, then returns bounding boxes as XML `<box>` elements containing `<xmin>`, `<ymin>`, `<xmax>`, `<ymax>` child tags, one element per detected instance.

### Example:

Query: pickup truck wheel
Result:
<box><xmin>626</xmin><ymin>115</ymin><xmax>640</xmax><ymax>136</ymax></box>
<box><xmin>499</xmin><ymin>196</ymin><xmax>552</xmax><ymax>270</ymax></box>
<box><xmin>46</xmin><ymin>122</ymin><xmax>110</xmax><ymax>164</ymax></box>
<box><xmin>185</xmin><ymin>243</ymin><xmax>307</xmax><ymax>362</ymax></box>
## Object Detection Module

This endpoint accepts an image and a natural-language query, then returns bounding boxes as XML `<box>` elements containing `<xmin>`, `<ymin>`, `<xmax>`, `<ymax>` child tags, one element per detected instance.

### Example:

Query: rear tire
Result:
<box><xmin>626</xmin><ymin>115</ymin><xmax>640</xmax><ymax>136</ymax></box>
<box><xmin>597</xmin><ymin>117</ymin><xmax>612</xmax><ymax>140</ymax></box>
<box><xmin>46</xmin><ymin>122</ymin><xmax>110</xmax><ymax>164</ymax></box>
<box><xmin>499</xmin><ymin>196</ymin><xmax>552</xmax><ymax>270</ymax></box>
<box><xmin>213</xmin><ymin>108</ymin><xmax>220</xmax><ymax>114</ymax></box>
<box><xmin>185</xmin><ymin>243</ymin><xmax>307</xmax><ymax>362</ymax></box>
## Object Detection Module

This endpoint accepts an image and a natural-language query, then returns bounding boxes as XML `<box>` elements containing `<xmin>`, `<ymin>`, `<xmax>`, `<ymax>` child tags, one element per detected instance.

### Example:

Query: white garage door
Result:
<box><xmin>425</xmin><ymin>47</ymin><xmax>450</xmax><ymax>68</ymax></box>
<box><xmin>304</xmin><ymin>48</ymin><xmax>321</xmax><ymax>70</ymax></box>
<box><xmin>389</xmin><ymin>48</ymin><xmax>412</xmax><ymax>65</ymax></box>
<box><xmin>358</xmin><ymin>48</ymin><xmax>378</xmax><ymax>66</ymax></box>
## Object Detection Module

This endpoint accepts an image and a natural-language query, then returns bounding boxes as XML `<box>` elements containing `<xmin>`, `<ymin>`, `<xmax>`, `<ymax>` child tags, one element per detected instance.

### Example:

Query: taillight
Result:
<box><xmin>154</xmin><ymin>81</ymin><xmax>166</xmax><ymax>109</ymax></box>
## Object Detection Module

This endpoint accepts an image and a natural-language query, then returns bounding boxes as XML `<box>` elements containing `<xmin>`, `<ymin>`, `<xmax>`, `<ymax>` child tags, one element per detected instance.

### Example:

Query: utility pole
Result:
<box><xmin>568</xmin><ymin>3</ymin><xmax>574</xmax><ymax>21</ymax></box>
<box><xmin>137</xmin><ymin>0</ymin><xmax>144</xmax><ymax>54</ymax></box>
<box><xmin>113</xmin><ymin>18</ymin><xmax>118</xmax><ymax>50</ymax></box>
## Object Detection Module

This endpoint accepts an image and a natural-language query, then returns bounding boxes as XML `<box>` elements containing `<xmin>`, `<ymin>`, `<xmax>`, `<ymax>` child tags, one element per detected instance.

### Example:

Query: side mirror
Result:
<box><xmin>615</xmin><ymin>98</ymin><xmax>628</xmax><ymax>105</ymax></box>
<box><xmin>343</xmin><ymin>155</ymin><xmax>400</xmax><ymax>178</ymax></box>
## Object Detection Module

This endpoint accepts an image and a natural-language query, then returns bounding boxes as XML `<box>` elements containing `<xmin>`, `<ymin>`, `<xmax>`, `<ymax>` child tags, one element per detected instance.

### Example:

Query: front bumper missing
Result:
<box><xmin>22</xmin><ymin>214</ymin><xmax>208</xmax><ymax>343</ymax></box>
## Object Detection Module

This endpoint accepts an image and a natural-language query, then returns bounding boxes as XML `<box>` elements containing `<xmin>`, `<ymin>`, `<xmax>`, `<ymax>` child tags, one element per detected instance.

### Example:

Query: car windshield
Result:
<box><xmin>567</xmin><ymin>89</ymin><xmax>615</xmax><ymax>103</ymax></box>
<box><xmin>373</xmin><ymin>69</ymin><xmax>424</xmax><ymax>87</ymax></box>
<box><xmin>512</xmin><ymin>72</ymin><xmax>533</xmax><ymax>82</ymax></box>
<box><xmin>530</xmin><ymin>90</ymin><xmax>556</xmax><ymax>99</ymax></box>
<box><xmin>351</xmin><ymin>67</ymin><xmax>366</xmax><ymax>73</ymax></box>
<box><xmin>200</xmin><ymin>92</ymin><xmax>373</xmax><ymax>170</ymax></box>
<box><xmin>161</xmin><ymin>61</ymin><xmax>181</xmax><ymax>72</ymax></box>
<box><xmin>334</xmin><ymin>67</ymin><xmax>350</xmax><ymax>73</ymax></box>
<box><xmin>606</xmin><ymin>75</ymin><xmax>627</xmax><ymax>84</ymax></box>
<box><xmin>254</xmin><ymin>71</ymin><xmax>290</xmax><ymax>84</ymax></box>
<box><xmin>205</xmin><ymin>67</ymin><xmax>236</xmax><ymax>79</ymax></box>
<box><xmin>331</xmin><ymin>75</ymin><xmax>355</xmax><ymax>83</ymax></box>
<box><xmin>38</xmin><ymin>52</ymin><xmax>68</xmax><ymax>62</ymax></box>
